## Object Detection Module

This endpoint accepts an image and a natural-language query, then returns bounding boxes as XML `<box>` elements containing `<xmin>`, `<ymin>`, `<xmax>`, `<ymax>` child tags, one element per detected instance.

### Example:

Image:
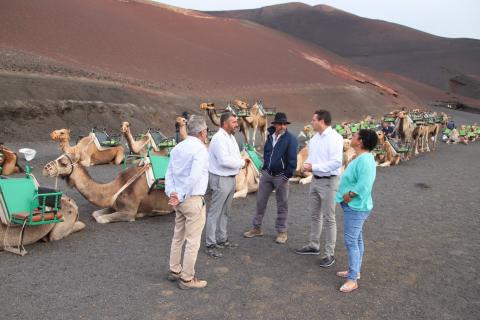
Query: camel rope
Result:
<box><xmin>110</xmin><ymin>163</ymin><xmax>150</xmax><ymax>207</ymax></box>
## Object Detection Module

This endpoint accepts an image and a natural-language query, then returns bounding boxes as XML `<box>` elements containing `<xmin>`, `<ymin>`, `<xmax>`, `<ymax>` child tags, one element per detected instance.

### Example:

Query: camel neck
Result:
<box><xmin>59</xmin><ymin>139</ymin><xmax>72</xmax><ymax>152</ymax></box>
<box><xmin>69</xmin><ymin>166</ymin><xmax>116</xmax><ymax>208</ymax></box>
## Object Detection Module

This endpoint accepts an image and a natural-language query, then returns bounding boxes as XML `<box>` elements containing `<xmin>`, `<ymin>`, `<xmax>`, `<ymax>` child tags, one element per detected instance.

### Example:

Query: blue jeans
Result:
<box><xmin>341</xmin><ymin>202</ymin><xmax>371</xmax><ymax>281</ymax></box>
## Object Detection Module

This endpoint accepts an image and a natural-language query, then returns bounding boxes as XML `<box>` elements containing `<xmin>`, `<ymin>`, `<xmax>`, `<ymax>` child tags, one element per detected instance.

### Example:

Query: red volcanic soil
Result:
<box><xmin>0</xmin><ymin>0</ymin><xmax>474</xmax><ymax>141</ymax></box>
<box><xmin>208</xmin><ymin>2</ymin><xmax>480</xmax><ymax>97</ymax></box>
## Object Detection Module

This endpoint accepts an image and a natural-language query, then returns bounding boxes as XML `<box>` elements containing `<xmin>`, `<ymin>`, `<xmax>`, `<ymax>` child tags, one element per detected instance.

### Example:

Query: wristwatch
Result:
<box><xmin>348</xmin><ymin>191</ymin><xmax>356</xmax><ymax>198</ymax></box>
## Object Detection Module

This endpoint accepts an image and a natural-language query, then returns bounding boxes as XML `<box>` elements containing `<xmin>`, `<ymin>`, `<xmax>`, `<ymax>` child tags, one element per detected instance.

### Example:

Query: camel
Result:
<box><xmin>50</xmin><ymin>129</ymin><xmax>124</xmax><ymax>166</ymax></box>
<box><xmin>394</xmin><ymin>111</ymin><xmax>417</xmax><ymax>159</ymax></box>
<box><xmin>233</xmin><ymin>99</ymin><xmax>249</xmax><ymax>109</ymax></box>
<box><xmin>43</xmin><ymin>153</ymin><xmax>172</xmax><ymax>224</ymax></box>
<box><xmin>375</xmin><ymin>131</ymin><xmax>400</xmax><ymax>167</ymax></box>
<box><xmin>175</xmin><ymin>116</ymin><xmax>188</xmax><ymax>142</ymax></box>
<box><xmin>233</xmin><ymin>154</ymin><xmax>260</xmax><ymax>198</ymax></box>
<box><xmin>203</xmin><ymin>100</ymin><xmax>268</xmax><ymax>147</ymax></box>
<box><xmin>1</xmin><ymin>195</ymin><xmax>85</xmax><ymax>252</ymax></box>
<box><xmin>457</xmin><ymin>125</ymin><xmax>470</xmax><ymax>145</ymax></box>
<box><xmin>342</xmin><ymin>139</ymin><xmax>356</xmax><ymax>171</ymax></box>
<box><xmin>0</xmin><ymin>145</ymin><xmax>23</xmax><ymax>176</ymax></box>
<box><xmin>121</xmin><ymin>122</ymin><xmax>169</xmax><ymax>157</ymax></box>
<box><xmin>121</xmin><ymin>121</ymin><xmax>151</xmax><ymax>156</ymax></box>
<box><xmin>425</xmin><ymin>112</ymin><xmax>449</xmax><ymax>151</ymax></box>
<box><xmin>341</xmin><ymin>122</ymin><xmax>353</xmax><ymax>139</ymax></box>
<box><xmin>241</xmin><ymin>102</ymin><xmax>268</xmax><ymax>148</ymax></box>
<box><xmin>289</xmin><ymin>146</ymin><xmax>313</xmax><ymax>184</ymax></box>
<box><xmin>200</xmin><ymin>102</ymin><xmax>250</xmax><ymax>144</ymax></box>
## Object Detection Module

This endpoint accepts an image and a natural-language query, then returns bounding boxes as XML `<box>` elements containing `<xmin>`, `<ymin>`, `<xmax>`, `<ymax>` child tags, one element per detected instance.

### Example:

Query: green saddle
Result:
<box><xmin>148</xmin><ymin>150</ymin><xmax>170</xmax><ymax>190</ymax></box>
<box><xmin>244</xmin><ymin>144</ymin><xmax>263</xmax><ymax>172</ymax></box>
<box><xmin>388</xmin><ymin>138</ymin><xmax>409</xmax><ymax>153</ymax></box>
<box><xmin>0</xmin><ymin>177</ymin><xmax>63</xmax><ymax>225</ymax></box>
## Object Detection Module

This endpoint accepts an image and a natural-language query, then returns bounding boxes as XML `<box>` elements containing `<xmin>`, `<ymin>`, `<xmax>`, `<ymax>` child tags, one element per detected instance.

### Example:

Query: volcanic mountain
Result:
<box><xmin>208</xmin><ymin>2</ymin><xmax>480</xmax><ymax>99</ymax></box>
<box><xmin>0</xmin><ymin>0</ymin><xmax>473</xmax><ymax>141</ymax></box>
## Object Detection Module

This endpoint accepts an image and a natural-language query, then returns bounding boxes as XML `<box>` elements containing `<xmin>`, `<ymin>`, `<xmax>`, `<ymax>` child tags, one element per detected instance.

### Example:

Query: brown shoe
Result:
<box><xmin>275</xmin><ymin>232</ymin><xmax>288</xmax><ymax>244</ymax></box>
<box><xmin>243</xmin><ymin>228</ymin><xmax>264</xmax><ymax>238</ymax></box>
<box><xmin>339</xmin><ymin>280</ymin><xmax>358</xmax><ymax>293</ymax></box>
<box><xmin>178</xmin><ymin>277</ymin><xmax>207</xmax><ymax>290</ymax></box>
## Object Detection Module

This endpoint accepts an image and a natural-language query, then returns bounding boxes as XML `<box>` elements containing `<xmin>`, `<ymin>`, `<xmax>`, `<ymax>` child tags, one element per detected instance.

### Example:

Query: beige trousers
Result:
<box><xmin>169</xmin><ymin>196</ymin><xmax>206</xmax><ymax>281</ymax></box>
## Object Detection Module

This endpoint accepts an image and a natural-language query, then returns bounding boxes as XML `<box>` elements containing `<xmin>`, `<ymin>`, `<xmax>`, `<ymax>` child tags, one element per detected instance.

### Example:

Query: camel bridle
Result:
<box><xmin>45</xmin><ymin>154</ymin><xmax>77</xmax><ymax>177</ymax></box>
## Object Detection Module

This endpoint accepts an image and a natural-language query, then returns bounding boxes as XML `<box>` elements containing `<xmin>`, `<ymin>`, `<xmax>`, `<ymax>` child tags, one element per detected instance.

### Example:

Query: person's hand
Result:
<box><xmin>303</xmin><ymin>162</ymin><xmax>312</xmax><ymax>172</ymax></box>
<box><xmin>343</xmin><ymin>193</ymin><xmax>352</xmax><ymax>203</ymax></box>
<box><xmin>168</xmin><ymin>192</ymin><xmax>180</xmax><ymax>207</ymax></box>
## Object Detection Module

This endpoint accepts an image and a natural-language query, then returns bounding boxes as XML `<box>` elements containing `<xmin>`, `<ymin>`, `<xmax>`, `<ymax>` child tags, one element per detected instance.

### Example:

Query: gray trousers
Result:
<box><xmin>252</xmin><ymin>171</ymin><xmax>289</xmax><ymax>233</ymax></box>
<box><xmin>308</xmin><ymin>176</ymin><xmax>340</xmax><ymax>257</ymax></box>
<box><xmin>205</xmin><ymin>173</ymin><xmax>236</xmax><ymax>246</ymax></box>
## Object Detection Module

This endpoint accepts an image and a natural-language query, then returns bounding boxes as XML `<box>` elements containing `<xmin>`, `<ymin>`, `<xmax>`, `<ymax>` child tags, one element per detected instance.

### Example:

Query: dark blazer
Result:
<box><xmin>262</xmin><ymin>126</ymin><xmax>298</xmax><ymax>179</ymax></box>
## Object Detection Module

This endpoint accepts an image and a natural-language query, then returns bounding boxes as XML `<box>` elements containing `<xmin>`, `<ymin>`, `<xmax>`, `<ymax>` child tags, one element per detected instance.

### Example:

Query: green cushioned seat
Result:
<box><xmin>244</xmin><ymin>144</ymin><xmax>263</xmax><ymax>172</ymax></box>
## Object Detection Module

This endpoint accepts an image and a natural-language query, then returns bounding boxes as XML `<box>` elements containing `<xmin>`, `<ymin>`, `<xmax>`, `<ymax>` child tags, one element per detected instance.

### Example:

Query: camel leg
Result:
<box><xmin>299</xmin><ymin>175</ymin><xmax>313</xmax><ymax>184</ymax></box>
<box><xmin>245</xmin><ymin>125</ymin><xmax>250</xmax><ymax>145</ymax></box>
<box><xmin>73</xmin><ymin>221</ymin><xmax>86</xmax><ymax>233</ymax></box>
<box><xmin>95</xmin><ymin>211</ymin><xmax>136</xmax><ymax>223</ymax></box>
<box><xmin>92</xmin><ymin>208</ymin><xmax>112</xmax><ymax>220</ymax></box>
<box><xmin>252</xmin><ymin>126</ymin><xmax>258</xmax><ymax>148</ymax></box>
<box><xmin>233</xmin><ymin>186</ymin><xmax>249</xmax><ymax>199</ymax></box>
<box><xmin>114</xmin><ymin>150</ymin><xmax>125</xmax><ymax>165</ymax></box>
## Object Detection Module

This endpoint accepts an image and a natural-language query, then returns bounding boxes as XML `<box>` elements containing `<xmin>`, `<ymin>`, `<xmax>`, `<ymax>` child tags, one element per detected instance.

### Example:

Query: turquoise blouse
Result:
<box><xmin>335</xmin><ymin>152</ymin><xmax>376</xmax><ymax>211</ymax></box>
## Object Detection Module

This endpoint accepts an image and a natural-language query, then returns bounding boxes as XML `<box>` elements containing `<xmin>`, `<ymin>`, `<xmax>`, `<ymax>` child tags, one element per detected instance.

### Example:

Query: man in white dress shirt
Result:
<box><xmin>205</xmin><ymin>112</ymin><xmax>246</xmax><ymax>258</ymax></box>
<box><xmin>165</xmin><ymin>116</ymin><xmax>210</xmax><ymax>290</ymax></box>
<box><xmin>295</xmin><ymin>110</ymin><xmax>344</xmax><ymax>268</ymax></box>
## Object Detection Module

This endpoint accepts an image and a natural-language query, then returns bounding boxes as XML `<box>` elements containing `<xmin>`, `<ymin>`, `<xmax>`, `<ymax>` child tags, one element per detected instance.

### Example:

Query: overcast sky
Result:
<box><xmin>156</xmin><ymin>0</ymin><xmax>480</xmax><ymax>40</ymax></box>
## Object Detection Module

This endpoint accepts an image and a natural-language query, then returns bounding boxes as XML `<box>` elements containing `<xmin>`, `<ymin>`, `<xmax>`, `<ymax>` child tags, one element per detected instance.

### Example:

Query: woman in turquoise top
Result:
<box><xmin>335</xmin><ymin>129</ymin><xmax>378</xmax><ymax>293</ymax></box>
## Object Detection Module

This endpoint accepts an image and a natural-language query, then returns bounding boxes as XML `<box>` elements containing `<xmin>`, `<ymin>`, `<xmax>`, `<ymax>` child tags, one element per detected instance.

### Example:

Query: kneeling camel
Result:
<box><xmin>43</xmin><ymin>153</ymin><xmax>172</xmax><ymax>224</ymax></box>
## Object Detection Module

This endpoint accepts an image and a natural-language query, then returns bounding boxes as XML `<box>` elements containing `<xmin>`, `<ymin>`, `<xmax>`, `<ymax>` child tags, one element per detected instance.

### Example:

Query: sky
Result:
<box><xmin>155</xmin><ymin>0</ymin><xmax>480</xmax><ymax>40</ymax></box>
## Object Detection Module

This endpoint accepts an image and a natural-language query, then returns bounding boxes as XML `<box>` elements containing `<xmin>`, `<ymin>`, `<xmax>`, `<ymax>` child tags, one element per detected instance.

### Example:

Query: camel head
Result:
<box><xmin>233</xmin><ymin>99</ymin><xmax>249</xmax><ymax>109</ymax></box>
<box><xmin>121</xmin><ymin>121</ymin><xmax>130</xmax><ymax>133</ymax></box>
<box><xmin>200</xmin><ymin>102</ymin><xmax>215</xmax><ymax>110</ymax></box>
<box><xmin>43</xmin><ymin>153</ymin><xmax>79</xmax><ymax>179</ymax></box>
<box><xmin>175</xmin><ymin>116</ymin><xmax>187</xmax><ymax>127</ymax></box>
<box><xmin>50</xmin><ymin>129</ymin><xmax>71</xmax><ymax>141</ymax></box>
<box><xmin>376</xmin><ymin>131</ymin><xmax>386</xmax><ymax>144</ymax></box>
<box><xmin>343</xmin><ymin>139</ymin><xmax>352</xmax><ymax>152</ymax></box>
<box><xmin>397</xmin><ymin>111</ymin><xmax>407</xmax><ymax>119</ymax></box>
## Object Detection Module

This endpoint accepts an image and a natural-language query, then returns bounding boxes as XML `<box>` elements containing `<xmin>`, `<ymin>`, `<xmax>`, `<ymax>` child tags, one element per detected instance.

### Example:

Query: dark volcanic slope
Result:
<box><xmin>208</xmin><ymin>2</ymin><xmax>480</xmax><ymax>96</ymax></box>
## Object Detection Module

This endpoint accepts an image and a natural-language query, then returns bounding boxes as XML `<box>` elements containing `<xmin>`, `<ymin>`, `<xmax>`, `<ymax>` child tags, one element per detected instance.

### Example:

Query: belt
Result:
<box><xmin>227</xmin><ymin>174</ymin><xmax>236</xmax><ymax>178</ymax></box>
<box><xmin>313</xmin><ymin>175</ymin><xmax>337</xmax><ymax>179</ymax></box>
<box><xmin>264</xmin><ymin>169</ymin><xmax>283</xmax><ymax>177</ymax></box>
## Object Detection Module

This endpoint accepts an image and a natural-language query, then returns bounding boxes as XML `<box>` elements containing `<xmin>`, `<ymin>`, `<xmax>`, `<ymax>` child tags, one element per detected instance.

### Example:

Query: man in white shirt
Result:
<box><xmin>205</xmin><ymin>112</ymin><xmax>246</xmax><ymax>258</ymax></box>
<box><xmin>295</xmin><ymin>110</ymin><xmax>343</xmax><ymax>268</ymax></box>
<box><xmin>165</xmin><ymin>116</ymin><xmax>210</xmax><ymax>290</ymax></box>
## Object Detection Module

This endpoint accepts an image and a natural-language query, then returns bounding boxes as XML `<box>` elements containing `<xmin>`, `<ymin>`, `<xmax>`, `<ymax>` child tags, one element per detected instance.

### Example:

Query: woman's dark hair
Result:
<box><xmin>358</xmin><ymin>129</ymin><xmax>378</xmax><ymax>151</ymax></box>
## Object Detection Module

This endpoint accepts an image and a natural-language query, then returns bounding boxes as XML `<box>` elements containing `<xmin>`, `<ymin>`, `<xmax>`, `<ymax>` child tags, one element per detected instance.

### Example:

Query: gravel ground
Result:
<box><xmin>1</xmin><ymin>107</ymin><xmax>479</xmax><ymax>320</ymax></box>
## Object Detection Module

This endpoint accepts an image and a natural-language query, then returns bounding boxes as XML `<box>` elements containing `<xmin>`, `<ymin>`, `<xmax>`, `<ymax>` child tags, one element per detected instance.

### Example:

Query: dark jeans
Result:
<box><xmin>252</xmin><ymin>171</ymin><xmax>289</xmax><ymax>233</ymax></box>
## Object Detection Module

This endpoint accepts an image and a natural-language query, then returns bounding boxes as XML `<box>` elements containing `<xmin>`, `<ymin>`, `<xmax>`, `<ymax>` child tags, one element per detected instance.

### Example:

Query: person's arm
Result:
<box><xmin>348</xmin><ymin>156</ymin><xmax>376</xmax><ymax>201</ymax></box>
<box><xmin>283</xmin><ymin>134</ymin><xmax>298</xmax><ymax>179</ymax></box>
<box><xmin>312</xmin><ymin>135</ymin><xmax>343</xmax><ymax>173</ymax></box>
<box><xmin>210</xmin><ymin>135</ymin><xmax>244</xmax><ymax>170</ymax></box>
<box><xmin>164</xmin><ymin>154</ymin><xmax>175</xmax><ymax>198</ymax></box>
